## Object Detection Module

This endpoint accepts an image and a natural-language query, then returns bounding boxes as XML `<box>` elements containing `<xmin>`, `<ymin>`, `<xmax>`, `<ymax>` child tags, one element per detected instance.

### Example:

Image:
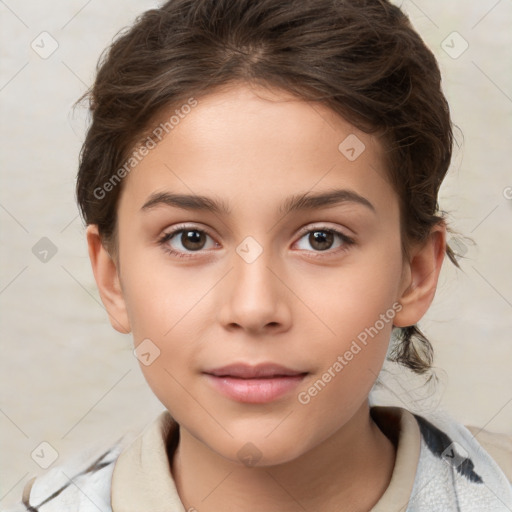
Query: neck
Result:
<box><xmin>170</xmin><ymin>402</ymin><xmax>396</xmax><ymax>512</ymax></box>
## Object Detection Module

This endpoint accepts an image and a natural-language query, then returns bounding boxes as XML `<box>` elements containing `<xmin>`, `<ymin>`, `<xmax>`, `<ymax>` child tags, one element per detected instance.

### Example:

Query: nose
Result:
<box><xmin>216</xmin><ymin>244</ymin><xmax>292</xmax><ymax>336</ymax></box>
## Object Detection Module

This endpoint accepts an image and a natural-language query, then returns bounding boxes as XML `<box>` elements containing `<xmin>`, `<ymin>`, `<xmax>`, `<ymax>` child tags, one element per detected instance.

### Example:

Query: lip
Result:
<box><xmin>203</xmin><ymin>362</ymin><xmax>308</xmax><ymax>403</ymax></box>
<box><xmin>204</xmin><ymin>362</ymin><xmax>306</xmax><ymax>378</ymax></box>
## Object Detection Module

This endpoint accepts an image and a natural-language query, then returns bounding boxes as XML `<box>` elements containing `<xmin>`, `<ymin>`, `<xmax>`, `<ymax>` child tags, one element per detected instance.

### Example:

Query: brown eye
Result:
<box><xmin>309</xmin><ymin>230</ymin><xmax>335</xmax><ymax>251</ymax></box>
<box><xmin>294</xmin><ymin>226</ymin><xmax>355</xmax><ymax>256</ymax></box>
<box><xmin>180</xmin><ymin>230</ymin><xmax>207</xmax><ymax>251</ymax></box>
<box><xmin>159</xmin><ymin>226</ymin><xmax>216</xmax><ymax>257</ymax></box>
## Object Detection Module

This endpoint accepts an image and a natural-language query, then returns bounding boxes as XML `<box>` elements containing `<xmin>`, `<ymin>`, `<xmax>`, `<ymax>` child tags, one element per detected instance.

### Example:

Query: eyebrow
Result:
<box><xmin>140</xmin><ymin>189</ymin><xmax>376</xmax><ymax>216</ymax></box>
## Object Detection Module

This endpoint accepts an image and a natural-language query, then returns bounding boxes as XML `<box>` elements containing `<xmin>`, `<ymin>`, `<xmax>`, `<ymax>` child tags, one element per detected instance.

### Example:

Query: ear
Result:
<box><xmin>393</xmin><ymin>222</ymin><xmax>446</xmax><ymax>328</ymax></box>
<box><xmin>86</xmin><ymin>225</ymin><xmax>131</xmax><ymax>334</ymax></box>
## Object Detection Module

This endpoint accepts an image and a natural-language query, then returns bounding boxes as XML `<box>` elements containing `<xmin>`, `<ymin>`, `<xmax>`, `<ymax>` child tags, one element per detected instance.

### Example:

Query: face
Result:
<box><xmin>108</xmin><ymin>83</ymin><xmax>411</xmax><ymax>465</ymax></box>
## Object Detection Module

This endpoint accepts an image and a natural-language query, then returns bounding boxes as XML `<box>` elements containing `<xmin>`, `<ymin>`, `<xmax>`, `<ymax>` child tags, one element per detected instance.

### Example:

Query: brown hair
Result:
<box><xmin>74</xmin><ymin>0</ymin><xmax>461</xmax><ymax>375</ymax></box>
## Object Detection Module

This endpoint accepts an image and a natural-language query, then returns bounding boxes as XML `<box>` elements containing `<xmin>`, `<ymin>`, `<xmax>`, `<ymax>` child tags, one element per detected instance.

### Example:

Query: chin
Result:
<box><xmin>209</xmin><ymin>431</ymin><xmax>312</xmax><ymax>469</ymax></box>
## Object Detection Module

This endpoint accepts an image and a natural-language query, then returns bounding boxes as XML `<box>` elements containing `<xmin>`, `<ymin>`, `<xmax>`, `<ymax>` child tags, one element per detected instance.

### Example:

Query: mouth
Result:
<box><xmin>203</xmin><ymin>362</ymin><xmax>309</xmax><ymax>403</ymax></box>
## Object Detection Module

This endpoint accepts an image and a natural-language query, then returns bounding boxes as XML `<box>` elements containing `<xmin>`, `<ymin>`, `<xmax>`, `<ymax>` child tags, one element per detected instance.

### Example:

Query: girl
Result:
<box><xmin>6</xmin><ymin>0</ymin><xmax>511</xmax><ymax>511</ymax></box>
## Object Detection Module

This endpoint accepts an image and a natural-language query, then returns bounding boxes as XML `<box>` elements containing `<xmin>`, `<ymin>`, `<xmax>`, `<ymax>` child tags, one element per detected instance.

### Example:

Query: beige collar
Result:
<box><xmin>111</xmin><ymin>405</ymin><xmax>421</xmax><ymax>511</ymax></box>
<box><xmin>370</xmin><ymin>405</ymin><xmax>421</xmax><ymax>511</ymax></box>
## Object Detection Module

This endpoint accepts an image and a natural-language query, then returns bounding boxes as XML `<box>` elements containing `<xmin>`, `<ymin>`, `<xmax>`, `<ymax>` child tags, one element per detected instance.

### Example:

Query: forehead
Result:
<box><xmin>118</xmin><ymin>83</ymin><xmax>396</xmax><ymax>219</ymax></box>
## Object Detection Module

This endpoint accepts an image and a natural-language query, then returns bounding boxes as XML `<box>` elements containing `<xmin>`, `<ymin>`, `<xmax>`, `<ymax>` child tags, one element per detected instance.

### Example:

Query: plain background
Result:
<box><xmin>1</xmin><ymin>0</ymin><xmax>511</xmax><ymax>507</ymax></box>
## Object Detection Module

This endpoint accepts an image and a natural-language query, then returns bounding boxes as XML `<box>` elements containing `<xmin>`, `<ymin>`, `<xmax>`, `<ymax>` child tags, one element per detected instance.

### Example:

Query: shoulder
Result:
<box><xmin>405</xmin><ymin>408</ymin><xmax>512</xmax><ymax>510</ymax></box>
<box><xmin>2</xmin><ymin>438</ymin><xmax>128</xmax><ymax>512</ymax></box>
<box><xmin>465</xmin><ymin>424</ymin><xmax>512</xmax><ymax>484</ymax></box>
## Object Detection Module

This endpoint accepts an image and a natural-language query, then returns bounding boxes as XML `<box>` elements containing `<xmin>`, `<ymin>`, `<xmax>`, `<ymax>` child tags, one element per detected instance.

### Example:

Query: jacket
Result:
<box><xmin>4</xmin><ymin>405</ymin><xmax>512</xmax><ymax>511</ymax></box>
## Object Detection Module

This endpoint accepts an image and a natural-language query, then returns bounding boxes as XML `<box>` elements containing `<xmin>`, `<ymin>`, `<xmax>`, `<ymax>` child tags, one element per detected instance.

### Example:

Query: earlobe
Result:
<box><xmin>393</xmin><ymin>223</ymin><xmax>446</xmax><ymax>328</ymax></box>
<box><xmin>86</xmin><ymin>225</ymin><xmax>131</xmax><ymax>334</ymax></box>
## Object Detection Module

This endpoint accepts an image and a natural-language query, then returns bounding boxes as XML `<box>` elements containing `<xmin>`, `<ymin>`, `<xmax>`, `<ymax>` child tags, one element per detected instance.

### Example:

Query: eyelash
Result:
<box><xmin>157</xmin><ymin>224</ymin><xmax>355</xmax><ymax>260</ymax></box>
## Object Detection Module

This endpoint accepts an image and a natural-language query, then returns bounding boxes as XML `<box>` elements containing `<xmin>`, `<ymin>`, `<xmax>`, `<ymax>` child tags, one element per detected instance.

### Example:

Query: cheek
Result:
<box><xmin>309</xmin><ymin>257</ymin><xmax>402</xmax><ymax>344</ymax></box>
<box><xmin>296</xmin><ymin>286</ymin><xmax>398</xmax><ymax>422</ymax></box>
<box><xmin>119</xmin><ymin>251</ymin><xmax>211</xmax><ymax>390</ymax></box>
<box><xmin>119</xmin><ymin>240</ymin><xmax>197</xmax><ymax>338</ymax></box>
<box><xmin>300</xmin><ymin>241</ymin><xmax>403</xmax><ymax>386</ymax></box>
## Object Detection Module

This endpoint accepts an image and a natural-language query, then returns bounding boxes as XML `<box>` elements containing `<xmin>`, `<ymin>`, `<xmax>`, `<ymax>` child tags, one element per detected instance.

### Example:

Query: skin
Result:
<box><xmin>87</xmin><ymin>82</ymin><xmax>446</xmax><ymax>511</ymax></box>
